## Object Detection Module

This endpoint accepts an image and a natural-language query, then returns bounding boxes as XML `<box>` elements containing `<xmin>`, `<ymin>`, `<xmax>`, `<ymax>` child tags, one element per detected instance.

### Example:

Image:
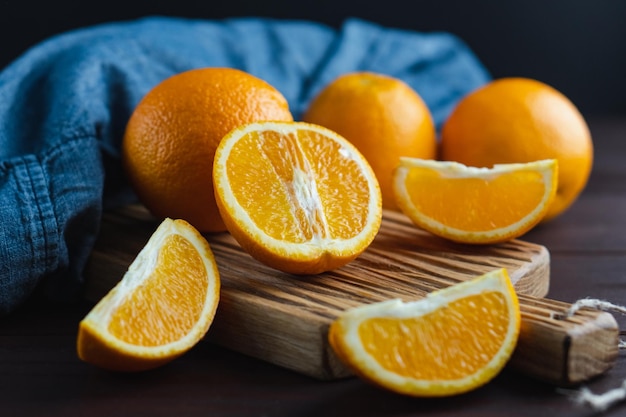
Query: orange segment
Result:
<box><xmin>77</xmin><ymin>218</ymin><xmax>220</xmax><ymax>372</ymax></box>
<box><xmin>213</xmin><ymin>121</ymin><xmax>382</xmax><ymax>274</ymax></box>
<box><xmin>392</xmin><ymin>158</ymin><xmax>558</xmax><ymax>244</ymax></box>
<box><xmin>328</xmin><ymin>268</ymin><xmax>521</xmax><ymax>397</ymax></box>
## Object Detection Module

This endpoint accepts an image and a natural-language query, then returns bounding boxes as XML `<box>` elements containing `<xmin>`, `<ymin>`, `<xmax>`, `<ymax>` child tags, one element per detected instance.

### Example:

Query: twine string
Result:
<box><xmin>564</xmin><ymin>298</ymin><xmax>626</xmax><ymax>319</ymax></box>
<box><xmin>561</xmin><ymin>381</ymin><xmax>626</xmax><ymax>413</ymax></box>
<box><xmin>556</xmin><ymin>298</ymin><xmax>626</xmax><ymax>412</ymax></box>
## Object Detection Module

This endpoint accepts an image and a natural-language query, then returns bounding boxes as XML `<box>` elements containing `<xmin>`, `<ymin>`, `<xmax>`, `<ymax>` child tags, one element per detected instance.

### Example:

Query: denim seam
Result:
<box><xmin>7</xmin><ymin>135</ymin><xmax>97</xmax><ymax>281</ymax></box>
<box><xmin>39</xmin><ymin>134</ymin><xmax>99</xmax><ymax>268</ymax></box>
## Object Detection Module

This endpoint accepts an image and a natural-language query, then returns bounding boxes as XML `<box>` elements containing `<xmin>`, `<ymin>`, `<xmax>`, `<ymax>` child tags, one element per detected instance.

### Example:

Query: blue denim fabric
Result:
<box><xmin>0</xmin><ymin>16</ymin><xmax>490</xmax><ymax>314</ymax></box>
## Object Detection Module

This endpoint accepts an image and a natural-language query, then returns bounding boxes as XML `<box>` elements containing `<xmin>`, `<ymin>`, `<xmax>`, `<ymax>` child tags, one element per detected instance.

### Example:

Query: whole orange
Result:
<box><xmin>122</xmin><ymin>67</ymin><xmax>293</xmax><ymax>232</ymax></box>
<box><xmin>302</xmin><ymin>72</ymin><xmax>436</xmax><ymax>210</ymax></box>
<box><xmin>440</xmin><ymin>77</ymin><xmax>593</xmax><ymax>222</ymax></box>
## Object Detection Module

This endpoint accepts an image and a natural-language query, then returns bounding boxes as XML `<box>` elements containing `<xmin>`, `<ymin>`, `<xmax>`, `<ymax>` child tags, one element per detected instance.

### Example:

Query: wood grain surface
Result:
<box><xmin>84</xmin><ymin>205</ymin><xmax>619</xmax><ymax>385</ymax></box>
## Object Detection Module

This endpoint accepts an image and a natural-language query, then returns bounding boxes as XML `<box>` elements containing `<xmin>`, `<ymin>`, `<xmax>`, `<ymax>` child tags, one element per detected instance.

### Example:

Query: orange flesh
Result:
<box><xmin>225</xmin><ymin>129</ymin><xmax>371</xmax><ymax>242</ymax></box>
<box><xmin>108</xmin><ymin>234</ymin><xmax>208</xmax><ymax>346</ymax></box>
<box><xmin>358</xmin><ymin>291</ymin><xmax>509</xmax><ymax>380</ymax></box>
<box><xmin>405</xmin><ymin>168</ymin><xmax>546</xmax><ymax>231</ymax></box>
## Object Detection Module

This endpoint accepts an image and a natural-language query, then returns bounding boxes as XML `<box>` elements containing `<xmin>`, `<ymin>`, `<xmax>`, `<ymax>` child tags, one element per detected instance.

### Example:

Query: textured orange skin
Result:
<box><xmin>303</xmin><ymin>72</ymin><xmax>436</xmax><ymax>210</ymax></box>
<box><xmin>440</xmin><ymin>77</ymin><xmax>593</xmax><ymax>222</ymax></box>
<box><xmin>122</xmin><ymin>67</ymin><xmax>293</xmax><ymax>232</ymax></box>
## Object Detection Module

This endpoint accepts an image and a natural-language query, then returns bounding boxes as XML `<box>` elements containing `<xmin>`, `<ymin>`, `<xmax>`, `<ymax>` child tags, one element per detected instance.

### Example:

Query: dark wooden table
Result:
<box><xmin>2</xmin><ymin>116</ymin><xmax>626</xmax><ymax>417</ymax></box>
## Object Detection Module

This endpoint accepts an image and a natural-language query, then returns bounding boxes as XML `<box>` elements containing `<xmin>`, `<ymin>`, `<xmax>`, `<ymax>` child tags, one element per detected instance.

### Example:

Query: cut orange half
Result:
<box><xmin>213</xmin><ymin>121</ymin><xmax>383</xmax><ymax>274</ymax></box>
<box><xmin>77</xmin><ymin>218</ymin><xmax>220</xmax><ymax>372</ymax></box>
<box><xmin>392</xmin><ymin>158</ymin><xmax>558</xmax><ymax>244</ymax></box>
<box><xmin>328</xmin><ymin>268</ymin><xmax>521</xmax><ymax>397</ymax></box>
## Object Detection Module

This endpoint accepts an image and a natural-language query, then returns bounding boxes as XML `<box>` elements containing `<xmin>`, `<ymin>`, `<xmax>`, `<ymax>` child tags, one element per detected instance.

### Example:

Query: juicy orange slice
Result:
<box><xmin>328</xmin><ymin>268</ymin><xmax>521</xmax><ymax>397</ymax></box>
<box><xmin>77</xmin><ymin>218</ymin><xmax>220</xmax><ymax>372</ymax></box>
<box><xmin>213</xmin><ymin>121</ymin><xmax>383</xmax><ymax>274</ymax></box>
<box><xmin>392</xmin><ymin>158</ymin><xmax>558</xmax><ymax>244</ymax></box>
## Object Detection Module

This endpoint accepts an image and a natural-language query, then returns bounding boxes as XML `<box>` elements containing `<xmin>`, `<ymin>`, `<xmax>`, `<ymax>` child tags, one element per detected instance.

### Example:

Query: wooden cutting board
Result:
<box><xmin>84</xmin><ymin>205</ymin><xmax>619</xmax><ymax>386</ymax></box>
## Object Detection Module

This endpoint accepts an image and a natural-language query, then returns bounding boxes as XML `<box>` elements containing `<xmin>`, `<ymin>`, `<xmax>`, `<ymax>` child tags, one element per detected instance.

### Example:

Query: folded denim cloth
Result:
<box><xmin>0</xmin><ymin>16</ymin><xmax>489</xmax><ymax>314</ymax></box>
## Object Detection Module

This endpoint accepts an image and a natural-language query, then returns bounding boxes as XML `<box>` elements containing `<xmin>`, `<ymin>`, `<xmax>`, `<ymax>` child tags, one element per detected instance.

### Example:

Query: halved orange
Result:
<box><xmin>213</xmin><ymin>121</ymin><xmax>383</xmax><ymax>274</ymax></box>
<box><xmin>392</xmin><ymin>158</ymin><xmax>558</xmax><ymax>244</ymax></box>
<box><xmin>328</xmin><ymin>268</ymin><xmax>521</xmax><ymax>397</ymax></box>
<box><xmin>77</xmin><ymin>218</ymin><xmax>220</xmax><ymax>372</ymax></box>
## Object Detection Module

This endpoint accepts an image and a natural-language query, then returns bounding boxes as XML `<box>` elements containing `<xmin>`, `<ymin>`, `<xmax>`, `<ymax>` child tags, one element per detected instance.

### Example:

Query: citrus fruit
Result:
<box><xmin>77</xmin><ymin>218</ymin><xmax>220</xmax><ymax>372</ymax></box>
<box><xmin>440</xmin><ymin>77</ymin><xmax>593</xmax><ymax>222</ymax></box>
<box><xmin>328</xmin><ymin>268</ymin><xmax>521</xmax><ymax>397</ymax></box>
<box><xmin>302</xmin><ymin>71</ymin><xmax>436</xmax><ymax>210</ymax></box>
<box><xmin>213</xmin><ymin>121</ymin><xmax>382</xmax><ymax>274</ymax></box>
<box><xmin>122</xmin><ymin>67</ymin><xmax>293</xmax><ymax>232</ymax></box>
<box><xmin>392</xmin><ymin>158</ymin><xmax>557</xmax><ymax>244</ymax></box>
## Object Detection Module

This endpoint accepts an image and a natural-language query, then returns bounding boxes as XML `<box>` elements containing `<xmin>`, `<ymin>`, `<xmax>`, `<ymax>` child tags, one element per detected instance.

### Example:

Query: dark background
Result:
<box><xmin>1</xmin><ymin>0</ymin><xmax>624</xmax><ymax>117</ymax></box>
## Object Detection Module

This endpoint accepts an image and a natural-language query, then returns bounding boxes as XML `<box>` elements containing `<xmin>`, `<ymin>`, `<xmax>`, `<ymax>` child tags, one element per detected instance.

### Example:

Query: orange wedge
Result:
<box><xmin>213</xmin><ymin>121</ymin><xmax>383</xmax><ymax>274</ymax></box>
<box><xmin>392</xmin><ymin>158</ymin><xmax>558</xmax><ymax>244</ymax></box>
<box><xmin>328</xmin><ymin>268</ymin><xmax>521</xmax><ymax>397</ymax></box>
<box><xmin>77</xmin><ymin>218</ymin><xmax>220</xmax><ymax>372</ymax></box>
